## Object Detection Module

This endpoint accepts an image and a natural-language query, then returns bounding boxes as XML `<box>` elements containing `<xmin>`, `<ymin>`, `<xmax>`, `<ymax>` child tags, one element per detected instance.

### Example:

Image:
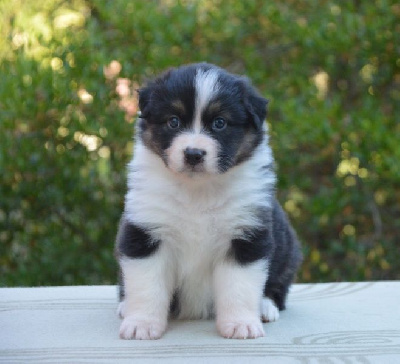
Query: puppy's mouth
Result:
<box><xmin>180</xmin><ymin>163</ymin><xmax>207</xmax><ymax>176</ymax></box>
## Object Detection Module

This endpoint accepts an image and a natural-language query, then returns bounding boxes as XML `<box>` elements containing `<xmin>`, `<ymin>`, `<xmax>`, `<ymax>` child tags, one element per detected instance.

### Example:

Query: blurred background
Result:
<box><xmin>1</xmin><ymin>0</ymin><xmax>399</xmax><ymax>286</ymax></box>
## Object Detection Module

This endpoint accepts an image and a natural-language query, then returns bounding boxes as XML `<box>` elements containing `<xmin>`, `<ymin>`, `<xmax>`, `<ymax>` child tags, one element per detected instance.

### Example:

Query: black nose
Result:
<box><xmin>184</xmin><ymin>148</ymin><xmax>206</xmax><ymax>166</ymax></box>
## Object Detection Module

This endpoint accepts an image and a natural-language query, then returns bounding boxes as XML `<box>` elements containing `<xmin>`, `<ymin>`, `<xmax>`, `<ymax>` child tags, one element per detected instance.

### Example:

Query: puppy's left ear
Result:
<box><xmin>240</xmin><ymin>77</ymin><xmax>269</xmax><ymax>129</ymax></box>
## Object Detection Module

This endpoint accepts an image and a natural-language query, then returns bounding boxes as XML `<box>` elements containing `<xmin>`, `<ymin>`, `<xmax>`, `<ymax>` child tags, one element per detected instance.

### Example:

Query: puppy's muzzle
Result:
<box><xmin>184</xmin><ymin>147</ymin><xmax>207</xmax><ymax>167</ymax></box>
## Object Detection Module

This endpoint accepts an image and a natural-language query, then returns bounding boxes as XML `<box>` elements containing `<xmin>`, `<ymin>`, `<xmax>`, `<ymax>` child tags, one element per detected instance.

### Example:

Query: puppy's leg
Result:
<box><xmin>116</xmin><ymin>218</ymin><xmax>173</xmax><ymax>340</ymax></box>
<box><xmin>119</xmin><ymin>252</ymin><xmax>172</xmax><ymax>340</ymax></box>
<box><xmin>213</xmin><ymin>260</ymin><xmax>267</xmax><ymax>339</ymax></box>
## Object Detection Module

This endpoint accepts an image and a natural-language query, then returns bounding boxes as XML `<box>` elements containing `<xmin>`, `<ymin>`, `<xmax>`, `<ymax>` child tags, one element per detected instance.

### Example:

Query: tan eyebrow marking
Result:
<box><xmin>206</xmin><ymin>101</ymin><xmax>232</xmax><ymax>120</ymax></box>
<box><xmin>207</xmin><ymin>101</ymin><xmax>222</xmax><ymax>114</ymax></box>
<box><xmin>171</xmin><ymin>100</ymin><xmax>186</xmax><ymax>113</ymax></box>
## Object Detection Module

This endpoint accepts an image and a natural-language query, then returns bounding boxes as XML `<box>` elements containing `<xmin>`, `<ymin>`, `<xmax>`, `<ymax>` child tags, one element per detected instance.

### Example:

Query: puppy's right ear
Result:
<box><xmin>138</xmin><ymin>87</ymin><xmax>152</xmax><ymax>118</ymax></box>
<box><xmin>138</xmin><ymin>69</ymin><xmax>173</xmax><ymax>118</ymax></box>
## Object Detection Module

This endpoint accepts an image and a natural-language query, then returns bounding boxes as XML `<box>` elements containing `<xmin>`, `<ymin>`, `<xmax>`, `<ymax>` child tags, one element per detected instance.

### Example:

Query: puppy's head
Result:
<box><xmin>137</xmin><ymin>63</ymin><xmax>268</xmax><ymax>176</ymax></box>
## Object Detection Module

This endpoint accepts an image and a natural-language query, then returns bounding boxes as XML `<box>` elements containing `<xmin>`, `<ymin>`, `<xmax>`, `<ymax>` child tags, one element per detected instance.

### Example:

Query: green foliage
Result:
<box><xmin>1</xmin><ymin>0</ymin><xmax>399</xmax><ymax>286</ymax></box>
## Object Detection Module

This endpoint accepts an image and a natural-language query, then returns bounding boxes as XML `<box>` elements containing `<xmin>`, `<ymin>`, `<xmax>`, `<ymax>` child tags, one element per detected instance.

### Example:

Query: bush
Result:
<box><xmin>1</xmin><ymin>0</ymin><xmax>399</xmax><ymax>285</ymax></box>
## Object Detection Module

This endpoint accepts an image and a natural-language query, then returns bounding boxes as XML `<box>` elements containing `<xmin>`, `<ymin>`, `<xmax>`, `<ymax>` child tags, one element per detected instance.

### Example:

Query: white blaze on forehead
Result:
<box><xmin>193</xmin><ymin>68</ymin><xmax>220</xmax><ymax>133</ymax></box>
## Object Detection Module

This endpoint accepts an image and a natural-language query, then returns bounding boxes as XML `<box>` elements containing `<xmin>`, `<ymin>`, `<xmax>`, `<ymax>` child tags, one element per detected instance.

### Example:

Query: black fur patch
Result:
<box><xmin>230</xmin><ymin>227</ymin><xmax>273</xmax><ymax>265</ymax></box>
<box><xmin>169</xmin><ymin>291</ymin><xmax>180</xmax><ymax>317</ymax></box>
<box><xmin>116</xmin><ymin>218</ymin><xmax>160</xmax><ymax>259</ymax></box>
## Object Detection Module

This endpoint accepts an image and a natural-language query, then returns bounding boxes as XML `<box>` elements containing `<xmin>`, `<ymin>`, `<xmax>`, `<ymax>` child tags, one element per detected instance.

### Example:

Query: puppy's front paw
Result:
<box><xmin>119</xmin><ymin>316</ymin><xmax>166</xmax><ymax>340</ymax></box>
<box><xmin>217</xmin><ymin>319</ymin><xmax>265</xmax><ymax>339</ymax></box>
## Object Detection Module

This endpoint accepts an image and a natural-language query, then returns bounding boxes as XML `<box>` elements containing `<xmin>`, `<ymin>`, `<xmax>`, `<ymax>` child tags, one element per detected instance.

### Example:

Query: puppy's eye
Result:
<box><xmin>212</xmin><ymin>117</ymin><xmax>226</xmax><ymax>131</ymax></box>
<box><xmin>167</xmin><ymin>116</ymin><xmax>180</xmax><ymax>129</ymax></box>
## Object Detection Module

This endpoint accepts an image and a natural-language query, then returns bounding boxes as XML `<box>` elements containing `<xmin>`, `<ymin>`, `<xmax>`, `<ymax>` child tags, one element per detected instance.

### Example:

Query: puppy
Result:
<box><xmin>115</xmin><ymin>63</ymin><xmax>302</xmax><ymax>340</ymax></box>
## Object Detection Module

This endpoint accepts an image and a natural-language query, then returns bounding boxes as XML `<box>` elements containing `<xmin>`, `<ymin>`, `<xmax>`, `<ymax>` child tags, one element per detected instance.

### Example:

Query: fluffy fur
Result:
<box><xmin>115</xmin><ymin>63</ymin><xmax>302</xmax><ymax>340</ymax></box>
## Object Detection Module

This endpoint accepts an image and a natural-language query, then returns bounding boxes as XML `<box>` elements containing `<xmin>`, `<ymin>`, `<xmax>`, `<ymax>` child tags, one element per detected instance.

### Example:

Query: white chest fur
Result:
<box><xmin>124</xmin><ymin>141</ymin><xmax>275</xmax><ymax>319</ymax></box>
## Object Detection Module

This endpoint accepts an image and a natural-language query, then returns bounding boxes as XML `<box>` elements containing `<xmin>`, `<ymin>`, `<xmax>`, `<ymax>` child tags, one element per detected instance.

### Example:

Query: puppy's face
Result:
<box><xmin>138</xmin><ymin>64</ymin><xmax>268</xmax><ymax>176</ymax></box>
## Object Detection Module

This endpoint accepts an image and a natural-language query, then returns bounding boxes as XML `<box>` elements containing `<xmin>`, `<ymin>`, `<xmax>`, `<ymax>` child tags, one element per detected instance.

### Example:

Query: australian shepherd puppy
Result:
<box><xmin>115</xmin><ymin>63</ymin><xmax>302</xmax><ymax>340</ymax></box>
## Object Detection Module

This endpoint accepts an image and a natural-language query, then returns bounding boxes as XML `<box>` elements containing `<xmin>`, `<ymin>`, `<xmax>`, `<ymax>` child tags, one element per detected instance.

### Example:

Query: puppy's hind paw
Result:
<box><xmin>117</xmin><ymin>301</ymin><xmax>125</xmax><ymax>319</ymax></box>
<box><xmin>261</xmin><ymin>298</ymin><xmax>280</xmax><ymax>323</ymax></box>
<box><xmin>217</xmin><ymin>319</ymin><xmax>265</xmax><ymax>339</ymax></box>
<box><xmin>119</xmin><ymin>316</ymin><xmax>166</xmax><ymax>340</ymax></box>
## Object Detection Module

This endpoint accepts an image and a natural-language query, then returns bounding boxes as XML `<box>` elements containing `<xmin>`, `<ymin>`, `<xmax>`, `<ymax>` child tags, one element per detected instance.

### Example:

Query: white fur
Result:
<box><xmin>193</xmin><ymin>69</ymin><xmax>220</xmax><ymax>133</ymax></box>
<box><xmin>214</xmin><ymin>260</ymin><xmax>268</xmax><ymax>339</ymax></box>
